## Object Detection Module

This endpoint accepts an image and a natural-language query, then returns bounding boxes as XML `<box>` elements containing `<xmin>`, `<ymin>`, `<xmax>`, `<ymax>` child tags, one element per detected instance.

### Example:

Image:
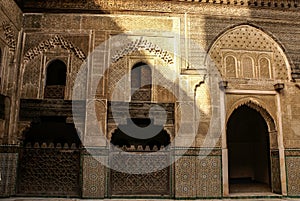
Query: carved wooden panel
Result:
<box><xmin>17</xmin><ymin>144</ymin><xmax>81</xmax><ymax>197</ymax></box>
<box><xmin>110</xmin><ymin>151</ymin><xmax>170</xmax><ymax>196</ymax></box>
<box><xmin>44</xmin><ymin>85</ymin><xmax>65</xmax><ymax>99</ymax></box>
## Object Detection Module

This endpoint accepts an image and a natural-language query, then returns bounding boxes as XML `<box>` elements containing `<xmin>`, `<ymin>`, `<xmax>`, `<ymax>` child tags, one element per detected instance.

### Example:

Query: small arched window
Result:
<box><xmin>44</xmin><ymin>59</ymin><xmax>67</xmax><ymax>99</ymax></box>
<box><xmin>259</xmin><ymin>57</ymin><xmax>272</xmax><ymax>79</ymax></box>
<box><xmin>241</xmin><ymin>56</ymin><xmax>254</xmax><ymax>78</ymax></box>
<box><xmin>225</xmin><ymin>55</ymin><xmax>237</xmax><ymax>78</ymax></box>
<box><xmin>131</xmin><ymin>62</ymin><xmax>152</xmax><ymax>101</ymax></box>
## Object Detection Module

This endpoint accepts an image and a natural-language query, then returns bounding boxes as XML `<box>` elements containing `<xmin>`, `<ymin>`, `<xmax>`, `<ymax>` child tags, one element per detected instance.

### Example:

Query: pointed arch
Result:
<box><xmin>227</xmin><ymin>98</ymin><xmax>276</xmax><ymax>133</ymax></box>
<box><xmin>225</xmin><ymin>98</ymin><xmax>283</xmax><ymax>195</ymax></box>
<box><xmin>226</xmin><ymin>105</ymin><xmax>272</xmax><ymax>193</ymax></box>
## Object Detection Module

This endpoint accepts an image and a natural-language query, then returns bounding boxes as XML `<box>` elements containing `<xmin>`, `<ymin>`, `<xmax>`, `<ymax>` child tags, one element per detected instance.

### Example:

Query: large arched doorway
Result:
<box><xmin>227</xmin><ymin>105</ymin><xmax>271</xmax><ymax>193</ymax></box>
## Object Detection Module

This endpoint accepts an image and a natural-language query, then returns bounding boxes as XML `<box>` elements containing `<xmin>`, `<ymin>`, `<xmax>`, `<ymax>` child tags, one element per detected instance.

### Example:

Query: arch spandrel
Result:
<box><xmin>208</xmin><ymin>25</ymin><xmax>291</xmax><ymax>81</ymax></box>
<box><xmin>227</xmin><ymin>98</ymin><xmax>276</xmax><ymax>133</ymax></box>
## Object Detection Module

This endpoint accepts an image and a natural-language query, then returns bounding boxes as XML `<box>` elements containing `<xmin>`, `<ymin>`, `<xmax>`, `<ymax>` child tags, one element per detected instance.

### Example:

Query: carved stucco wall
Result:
<box><xmin>9</xmin><ymin>1</ymin><xmax>300</xmax><ymax>198</ymax></box>
<box><xmin>0</xmin><ymin>0</ymin><xmax>22</xmax><ymax>96</ymax></box>
<box><xmin>0</xmin><ymin>0</ymin><xmax>22</xmax><ymax>197</ymax></box>
<box><xmin>21</xmin><ymin>34</ymin><xmax>88</xmax><ymax>99</ymax></box>
<box><xmin>209</xmin><ymin>24</ymin><xmax>290</xmax><ymax>82</ymax></box>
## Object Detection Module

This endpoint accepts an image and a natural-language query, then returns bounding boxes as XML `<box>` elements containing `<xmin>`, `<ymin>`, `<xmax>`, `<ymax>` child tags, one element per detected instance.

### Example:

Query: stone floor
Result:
<box><xmin>230</xmin><ymin>182</ymin><xmax>271</xmax><ymax>193</ymax></box>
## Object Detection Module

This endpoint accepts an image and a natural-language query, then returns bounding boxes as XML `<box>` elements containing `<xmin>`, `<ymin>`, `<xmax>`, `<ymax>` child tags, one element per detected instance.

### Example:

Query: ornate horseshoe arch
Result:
<box><xmin>227</xmin><ymin>98</ymin><xmax>276</xmax><ymax>133</ymax></box>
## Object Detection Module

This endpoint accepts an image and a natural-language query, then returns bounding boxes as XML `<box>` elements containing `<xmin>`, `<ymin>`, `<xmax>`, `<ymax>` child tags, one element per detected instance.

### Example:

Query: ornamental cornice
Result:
<box><xmin>14</xmin><ymin>0</ymin><xmax>299</xmax><ymax>13</ymax></box>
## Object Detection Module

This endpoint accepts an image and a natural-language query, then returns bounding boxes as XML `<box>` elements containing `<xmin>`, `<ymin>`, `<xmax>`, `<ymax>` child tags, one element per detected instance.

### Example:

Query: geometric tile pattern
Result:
<box><xmin>82</xmin><ymin>155</ymin><xmax>106</xmax><ymax>198</ymax></box>
<box><xmin>107</xmin><ymin>58</ymin><xmax>128</xmax><ymax>100</ymax></box>
<box><xmin>196</xmin><ymin>156</ymin><xmax>222</xmax><ymax>198</ymax></box>
<box><xmin>175</xmin><ymin>156</ymin><xmax>196</xmax><ymax>198</ymax></box>
<box><xmin>271</xmin><ymin>150</ymin><xmax>281</xmax><ymax>194</ymax></box>
<box><xmin>286</xmin><ymin>155</ymin><xmax>300</xmax><ymax>196</ymax></box>
<box><xmin>175</xmin><ymin>150</ymin><xmax>222</xmax><ymax>198</ymax></box>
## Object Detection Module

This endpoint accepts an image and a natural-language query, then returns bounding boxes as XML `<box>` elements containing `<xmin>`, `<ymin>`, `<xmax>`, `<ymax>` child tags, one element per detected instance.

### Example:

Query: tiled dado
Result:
<box><xmin>285</xmin><ymin>149</ymin><xmax>300</xmax><ymax>196</ymax></box>
<box><xmin>0</xmin><ymin>145</ymin><xmax>19</xmax><ymax>197</ymax></box>
<box><xmin>174</xmin><ymin>148</ymin><xmax>222</xmax><ymax>198</ymax></box>
<box><xmin>81</xmin><ymin>148</ymin><xmax>108</xmax><ymax>198</ymax></box>
<box><xmin>271</xmin><ymin>150</ymin><xmax>281</xmax><ymax>194</ymax></box>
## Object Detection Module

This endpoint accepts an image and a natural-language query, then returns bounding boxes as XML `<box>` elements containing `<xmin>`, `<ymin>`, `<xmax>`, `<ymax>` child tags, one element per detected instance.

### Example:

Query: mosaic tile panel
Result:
<box><xmin>271</xmin><ymin>150</ymin><xmax>281</xmax><ymax>194</ymax></box>
<box><xmin>175</xmin><ymin>156</ymin><xmax>196</xmax><ymax>198</ymax></box>
<box><xmin>286</xmin><ymin>150</ymin><xmax>300</xmax><ymax>196</ymax></box>
<box><xmin>174</xmin><ymin>149</ymin><xmax>222</xmax><ymax>199</ymax></box>
<box><xmin>196</xmin><ymin>156</ymin><xmax>222</xmax><ymax>198</ymax></box>
<box><xmin>0</xmin><ymin>153</ymin><xmax>18</xmax><ymax>197</ymax></box>
<box><xmin>82</xmin><ymin>155</ymin><xmax>106</xmax><ymax>198</ymax></box>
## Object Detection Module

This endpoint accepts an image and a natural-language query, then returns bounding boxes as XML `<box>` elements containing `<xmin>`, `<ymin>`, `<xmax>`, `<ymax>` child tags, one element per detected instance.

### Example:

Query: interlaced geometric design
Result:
<box><xmin>131</xmin><ymin>88</ymin><xmax>151</xmax><ymax>101</ymax></box>
<box><xmin>44</xmin><ymin>85</ymin><xmax>65</xmax><ymax>99</ymax></box>
<box><xmin>69</xmin><ymin>56</ymin><xmax>86</xmax><ymax>99</ymax></box>
<box><xmin>111</xmin><ymin>38</ymin><xmax>173</xmax><ymax>64</ymax></box>
<box><xmin>17</xmin><ymin>145</ymin><xmax>81</xmax><ymax>197</ymax></box>
<box><xmin>2</xmin><ymin>21</ymin><xmax>16</xmax><ymax>53</ymax></box>
<box><xmin>23</xmin><ymin>35</ymin><xmax>86</xmax><ymax>64</ymax></box>
<box><xmin>110</xmin><ymin>151</ymin><xmax>170</xmax><ymax>196</ymax></box>
<box><xmin>107</xmin><ymin>58</ymin><xmax>128</xmax><ymax>99</ymax></box>
<box><xmin>21</xmin><ymin>57</ymin><xmax>41</xmax><ymax>98</ymax></box>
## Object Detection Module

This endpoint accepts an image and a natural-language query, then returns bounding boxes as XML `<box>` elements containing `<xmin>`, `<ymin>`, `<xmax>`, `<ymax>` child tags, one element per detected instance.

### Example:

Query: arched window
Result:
<box><xmin>259</xmin><ymin>57</ymin><xmax>272</xmax><ymax>79</ymax></box>
<box><xmin>131</xmin><ymin>62</ymin><xmax>152</xmax><ymax>101</ymax></box>
<box><xmin>225</xmin><ymin>55</ymin><xmax>237</xmax><ymax>78</ymax></box>
<box><xmin>44</xmin><ymin>59</ymin><xmax>67</xmax><ymax>99</ymax></box>
<box><xmin>241</xmin><ymin>56</ymin><xmax>254</xmax><ymax>78</ymax></box>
